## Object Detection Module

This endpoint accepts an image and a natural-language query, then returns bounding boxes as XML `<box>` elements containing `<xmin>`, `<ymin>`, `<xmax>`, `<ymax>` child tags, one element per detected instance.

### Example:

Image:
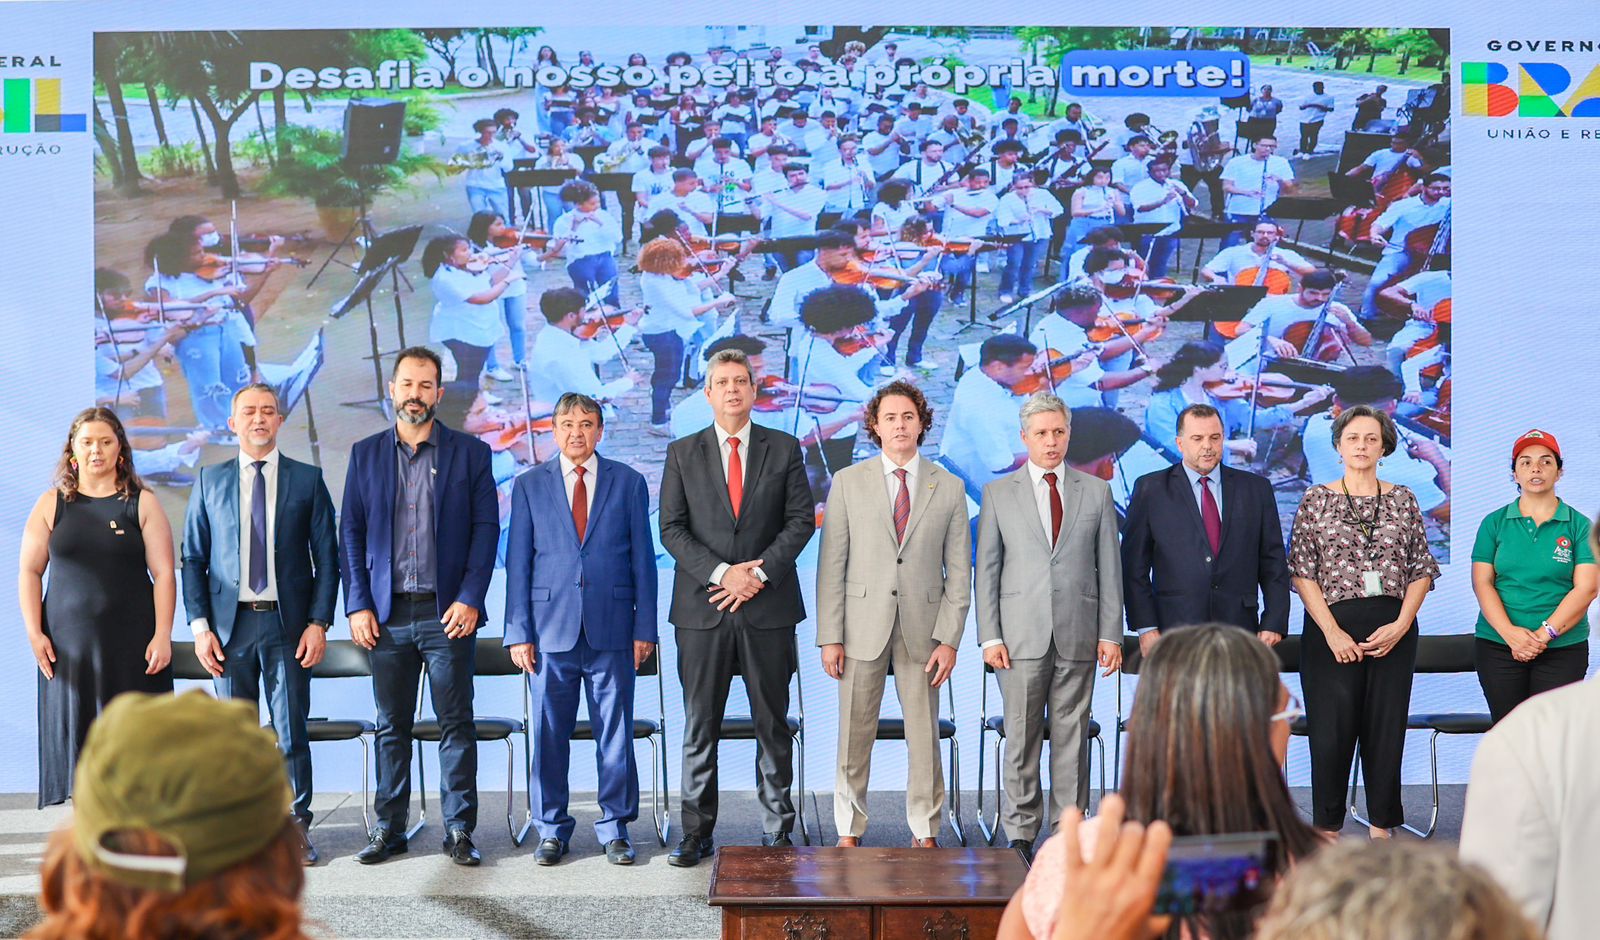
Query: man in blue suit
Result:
<box><xmin>505</xmin><ymin>392</ymin><xmax>658</xmax><ymax>866</ymax></box>
<box><xmin>182</xmin><ymin>383</ymin><xmax>339</xmax><ymax>864</ymax></box>
<box><xmin>339</xmin><ymin>347</ymin><xmax>500</xmax><ymax>866</ymax></box>
<box><xmin>1121</xmin><ymin>402</ymin><xmax>1290</xmax><ymax>656</ymax></box>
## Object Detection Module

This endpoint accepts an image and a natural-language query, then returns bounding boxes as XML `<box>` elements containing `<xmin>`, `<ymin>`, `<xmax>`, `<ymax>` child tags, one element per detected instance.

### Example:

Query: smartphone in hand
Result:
<box><xmin>1153</xmin><ymin>832</ymin><xmax>1278</xmax><ymax>916</ymax></box>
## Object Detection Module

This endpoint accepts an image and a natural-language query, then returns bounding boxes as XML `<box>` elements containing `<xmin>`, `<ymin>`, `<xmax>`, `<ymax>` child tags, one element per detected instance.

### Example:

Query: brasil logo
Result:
<box><xmin>1462</xmin><ymin>61</ymin><xmax>1600</xmax><ymax>117</ymax></box>
<box><xmin>0</xmin><ymin>78</ymin><xmax>86</xmax><ymax>133</ymax></box>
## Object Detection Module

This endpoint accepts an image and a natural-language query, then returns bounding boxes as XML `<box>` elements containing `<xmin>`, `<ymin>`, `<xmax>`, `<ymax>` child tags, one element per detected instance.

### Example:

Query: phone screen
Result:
<box><xmin>1152</xmin><ymin>832</ymin><xmax>1277</xmax><ymax>916</ymax></box>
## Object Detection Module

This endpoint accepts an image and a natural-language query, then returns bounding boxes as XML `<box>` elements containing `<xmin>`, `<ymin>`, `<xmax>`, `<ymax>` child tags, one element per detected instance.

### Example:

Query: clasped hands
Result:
<box><xmin>708</xmin><ymin>559</ymin><xmax>765</xmax><ymax>612</ymax></box>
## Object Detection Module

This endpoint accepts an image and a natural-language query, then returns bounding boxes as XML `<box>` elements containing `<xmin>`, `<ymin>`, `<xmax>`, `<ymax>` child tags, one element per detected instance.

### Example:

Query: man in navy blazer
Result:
<box><xmin>182</xmin><ymin>383</ymin><xmax>338</xmax><ymax>864</ymax></box>
<box><xmin>339</xmin><ymin>347</ymin><xmax>500</xmax><ymax>866</ymax></box>
<box><xmin>505</xmin><ymin>393</ymin><xmax>658</xmax><ymax>867</ymax></box>
<box><xmin>1121</xmin><ymin>402</ymin><xmax>1290</xmax><ymax>656</ymax></box>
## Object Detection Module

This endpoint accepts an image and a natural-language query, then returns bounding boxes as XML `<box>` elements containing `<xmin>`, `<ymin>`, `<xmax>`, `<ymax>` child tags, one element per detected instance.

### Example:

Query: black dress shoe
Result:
<box><xmin>534</xmin><ymin>837</ymin><xmax>569</xmax><ymax>866</ymax></box>
<box><xmin>355</xmin><ymin>828</ymin><xmax>407</xmax><ymax>865</ymax></box>
<box><xmin>295</xmin><ymin>819</ymin><xmax>319</xmax><ymax>866</ymax></box>
<box><xmin>604</xmin><ymin>838</ymin><xmax>636</xmax><ymax>865</ymax></box>
<box><xmin>1009</xmin><ymin>839</ymin><xmax>1034</xmax><ymax>865</ymax></box>
<box><xmin>762</xmin><ymin>831</ymin><xmax>793</xmax><ymax>847</ymax></box>
<box><xmin>443</xmin><ymin>828</ymin><xmax>481</xmax><ymax>866</ymax></box>
<box><xmin>668</xmin><ymin>835</ymin><xmax>713</xmax><ymax>867</ymax></box>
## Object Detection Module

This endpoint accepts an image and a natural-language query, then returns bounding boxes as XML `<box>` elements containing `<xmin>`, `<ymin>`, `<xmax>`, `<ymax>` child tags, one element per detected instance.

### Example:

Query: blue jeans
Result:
<box><xmin>943</xmin><ymin>254</ymin><xmax>976</xmax><ymax>297</ymax></box>
<box><xmin>1001</xmin><ymin>239</ymin><xmax>1044</xmax><ymax>296</ymax></box>
<box><xmin>1141</xmin><ymin>235</ymin><xmax>1180</xmax><ymax>278</ymax></box>
<box><xmin>528</xmin><ymin>634</ymin><xmax>638</xmax><ymax>844</ymax></box>
<box><xmin>483</xmin><ymin>293</ymin><xmax>528</xmax><ymax>371</ymax></box>
<box><xmin>887</xmin><ymin>290</ymin><xmax>942</xmax><ymax>365</ymax></box>
<box><xmin>568</xmin><ymin>253</ymin><xmax>620</xmax><ymax>306</ymax></box>
<box><xmin>642</xmin><ymin>330</ymin><xmax>685</xmax><ymax>424</ymax></box>
<box><xmin>466</xmin><ymin>185</ymin><xmax>509</xmax><ymax>219</ymax></box>
<box><xmin>540</xmin><ymin>190</ymin><xmax>571</xmax><ymax>229</ymax></box>
<box><xmin>371</xmin><ymin>593</ymin><xmax>478</xmax><ymax>833</ymax></box>
<box><xmin>175</xmin><ymin>324</ymin><xmax>239</xmax><ymax>430</ymax></box>
<box><xmin>214</xmin><ymin>607</ymin><xmax>313</xmax><ymax>823</ymax></box>
<box><xmin>546</xmin><ymin>111</ymin><xmax>573</xmax><ymax>140</ymax></box>
<box><xmin>1362</xmin><ymin>250</ymin><xmax>1411</xmax><ymax>319</ymax></box>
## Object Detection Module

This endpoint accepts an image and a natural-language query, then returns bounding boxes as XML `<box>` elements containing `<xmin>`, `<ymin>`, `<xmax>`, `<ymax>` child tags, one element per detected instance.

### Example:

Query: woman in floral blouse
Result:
<box><xmin>1289</xmin><ymin>404</ymin><xmax>1439</xmax><ymax>839</ymax></box>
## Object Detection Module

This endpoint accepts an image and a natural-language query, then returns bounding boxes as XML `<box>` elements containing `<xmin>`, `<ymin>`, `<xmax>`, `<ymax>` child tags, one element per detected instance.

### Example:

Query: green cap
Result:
<box><xmin>72</xmin><ymin>690</ymin><xmax>291</xmax><ymax>892</ymax></box>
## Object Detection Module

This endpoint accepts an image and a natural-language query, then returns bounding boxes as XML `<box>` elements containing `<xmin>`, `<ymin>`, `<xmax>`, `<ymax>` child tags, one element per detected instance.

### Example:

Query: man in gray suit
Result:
<box><xmin>817</xmin><ymin>380</ymin><xmax>971</xmax><ymax>848</ymax></box>
<box><xmin>659</xmin><ymin>347</ymin><xmax>817</xmax><ymax>867</ymax></box>
<box><xmin>974</xmin><ymin>392</ymin><xmax>1123</xmax><ymax>863</ymax></box>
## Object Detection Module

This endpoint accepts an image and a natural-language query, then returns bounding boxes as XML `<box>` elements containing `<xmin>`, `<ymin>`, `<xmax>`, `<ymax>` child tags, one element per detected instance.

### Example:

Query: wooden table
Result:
<box><xmin>709</xmin><ymin>846</ymin><xmax>1028</xmax><ymax>939</ymax></box>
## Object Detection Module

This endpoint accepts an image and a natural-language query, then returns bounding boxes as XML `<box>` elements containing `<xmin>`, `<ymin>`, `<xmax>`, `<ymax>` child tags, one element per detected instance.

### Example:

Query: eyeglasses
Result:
<box><xmin>1271</xmin><ymin>690</ymin><xmax>1305</xmax><ymax>725</ymax></box>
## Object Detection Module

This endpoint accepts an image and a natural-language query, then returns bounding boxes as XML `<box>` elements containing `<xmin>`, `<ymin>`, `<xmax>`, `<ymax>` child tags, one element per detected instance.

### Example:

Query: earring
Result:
<box><xmin>69</xmin><ymin>457</ymin><xmax>77</xmax><ymax>470</ymax></box>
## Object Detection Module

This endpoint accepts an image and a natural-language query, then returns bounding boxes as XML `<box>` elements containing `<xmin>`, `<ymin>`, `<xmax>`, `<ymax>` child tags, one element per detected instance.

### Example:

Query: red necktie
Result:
<box><xmin>727</xmin><ymin>437</ymin><xmax>743</xmax><ymax>519</ymax></box>
<box><xmin>572</xmin><ymin>465</ymin><xmax>588</xmax><ymax>542</ymax></box>
<box><xmin>1043</xmin><ymin>472</ymin><xmax>1063</xmax><ymax>546</ymax></box>
<box><xmin>892</xmin><ymin>468</ymin><xmax>910</xmax><ymax>543</ymax></box>
<box><xmin>1200</xmin><ymin>475</ymin><xmax>1222</xmax><ymax>555</ymax></box>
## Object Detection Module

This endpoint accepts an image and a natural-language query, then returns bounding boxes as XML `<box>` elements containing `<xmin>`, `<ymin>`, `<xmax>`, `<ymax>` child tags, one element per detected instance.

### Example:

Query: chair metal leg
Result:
<box><xmin>946</xmin><ymin>735</ymin><xmax>966</xmax><ymax>846</ymax></box>
<box><xmin>648</xmin><ymin>733</ymin><xmax>669</xmax><ymax>846</ymax></box>
<box><xmin>1348</xmin><ymin>756</ymin><xmax>1371</xmax><ymax>829</ymax></box>
<box><xmin>405</xmin><ymin>739</ymin><xmax>427</xmax><ymax>841</ymax></box>
<box><xmin>975</xmin><ymin>723</ymin><xmax>993</xmax><ymax>844</ymax></box>
<box><xmin>978</xmin><ymin>736</ymin><xmax>1002</xmax><ymax>845</ymax></box>
<box><xmin>794</xmin><ymin>725</ymin><xmax>811</xmax><ymax>846</ymax></box>
<box><xmin>357</xmin><ymin>735</ymin><xmax>373</xmax><ymax>834</ymax></box>
<box><xmin>1092</xmin><ymin>734</ymin><xmax>1107</xmax><ymax>812</ymax></box>
<box><xmin>507</xmin><ymin>739</ymin><xmax>532</xmax><ymax>846</ymax></box>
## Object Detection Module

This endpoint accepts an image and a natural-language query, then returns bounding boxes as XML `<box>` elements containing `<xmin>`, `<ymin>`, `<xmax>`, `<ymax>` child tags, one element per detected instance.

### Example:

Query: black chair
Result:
<box><xmin>1349</xmin><ymin>634</ymin><xmax>1484</xmax><ymax>838</ymax></box>
<box><xmin>172</xmin><ymin>639</ymin><xmax>377</xmax><ymax>832</ymax></box>
<box><xmin>569</xmin><ymin>649</ymin><xmax>671</xmax><ymax>846</ymax></box>
<box><xmin>979</xmin><ymin>661</ymin><xmax>1106</xmax><ymax>845</ymax></box>
<box><xmin>412</xmin><ymin>638</ymin><xmax>532</xmax><ymax>845</ymax></box>
<box><xmin>717</xmin><ymin>637</ymin><xmax>811</xmax><ymax>844</ymax></box>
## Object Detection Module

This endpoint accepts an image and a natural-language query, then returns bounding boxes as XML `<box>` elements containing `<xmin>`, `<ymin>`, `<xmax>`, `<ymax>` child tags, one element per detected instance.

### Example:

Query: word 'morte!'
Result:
<box><xmin>1061</xmin><ymin>50</ymin><xmax>1250</xmax><ymax>97</ymax></box>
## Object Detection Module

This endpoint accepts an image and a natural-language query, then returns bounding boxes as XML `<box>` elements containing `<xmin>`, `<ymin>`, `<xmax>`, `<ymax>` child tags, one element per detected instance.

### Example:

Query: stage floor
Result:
<box><xmin>0</xmin><ymin>787</ymin><xmax>1465</xmax><ymax>939</ymax></box>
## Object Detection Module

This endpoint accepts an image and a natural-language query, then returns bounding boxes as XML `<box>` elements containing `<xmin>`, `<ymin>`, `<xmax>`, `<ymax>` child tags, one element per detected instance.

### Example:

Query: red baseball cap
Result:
<box><xmin>1512</xmin><ymin>429</ymin><xmax>1561</xmax><ymax>461</ymax></box>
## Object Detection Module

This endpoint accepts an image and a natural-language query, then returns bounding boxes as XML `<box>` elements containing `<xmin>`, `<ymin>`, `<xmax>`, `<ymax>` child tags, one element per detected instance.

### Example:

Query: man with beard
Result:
<box><xmin>339</xmin><ymin>347</ymin><xmax>500</xmax><ymax>867</ymax></box>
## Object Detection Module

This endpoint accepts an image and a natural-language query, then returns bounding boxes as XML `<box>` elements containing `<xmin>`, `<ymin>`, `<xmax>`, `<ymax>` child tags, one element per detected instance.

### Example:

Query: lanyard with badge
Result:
<box><xmin>1341</xmin><ymin>479</ymin><xmax>1386</xmax><ymax>597</ymax></box>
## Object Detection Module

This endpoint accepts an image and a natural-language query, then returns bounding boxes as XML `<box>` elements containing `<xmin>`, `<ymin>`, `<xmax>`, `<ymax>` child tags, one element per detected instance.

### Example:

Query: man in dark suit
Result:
<box><xmin>505</xmin><ymin>393</ymin><xmax>657</xmax><ymax>867</ymax></box>
<box><xmin>182</xmin><ymin>383</ymin><xmax>339</xmax><ymax>864</ymax></box>
<box><xmin>659</xmin><ymin>346</ymin><xmax>816</xmax><ymax>866</ymax></box>
<box><xmin>1121</xmin><ymin>402</ymin><xmax>1290</xmax><ymax>656</ymax></box>
<box><xmin>339</xmin><ymin>347</ymin><xmax>499</xmax><ymax>866</ymax></box>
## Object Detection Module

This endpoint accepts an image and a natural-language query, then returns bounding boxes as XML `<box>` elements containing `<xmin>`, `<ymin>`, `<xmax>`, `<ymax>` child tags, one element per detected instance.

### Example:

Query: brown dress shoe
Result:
<box><xmin>836</xmin><ymin>836</ymin><xmax>861</xmax><ymax>847</ymax></box>
<box><xmin>913</xmin><ymin>837</ymin><xmax>939</xmax><ymax>848</ymax></box>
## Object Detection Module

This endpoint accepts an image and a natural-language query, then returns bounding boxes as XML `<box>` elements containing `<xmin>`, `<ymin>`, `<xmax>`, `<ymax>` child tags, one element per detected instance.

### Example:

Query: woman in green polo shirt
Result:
<box><xmin>1471</xmin><ymin>429</ymin><xmax>1597</xmax><ymax>723</ymax></box>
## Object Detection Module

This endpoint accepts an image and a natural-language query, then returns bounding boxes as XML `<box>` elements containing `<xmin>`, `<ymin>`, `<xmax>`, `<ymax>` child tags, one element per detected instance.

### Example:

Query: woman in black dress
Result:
<box><xmin>18</xmin><ymin>407</ymin><xmax>175</xmax><ymax>806</ymax></box>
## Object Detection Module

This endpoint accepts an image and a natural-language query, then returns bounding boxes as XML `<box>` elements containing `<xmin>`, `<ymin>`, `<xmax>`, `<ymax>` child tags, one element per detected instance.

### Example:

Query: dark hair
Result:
<box><xmin>391</xmin><ymin>346</ymin><xmax>442</xmax><ymax>383</ymax></box>
<box><xmin>1051</xmin><ymin>283</ymin><xmax>1102</xmax><ymax>314</ymax></box>
<box><xmin>540</xmin><ymin>287</ymin><xmax>587</xmax><ymax>324</ymax></box>
<box><xmin>472</xmin><ymin>118</ymin><xmax>495</xmax><ymax>133</ymax></box>
<box><xmin>647</xmin><ymin>145</ymin><xmax>670</xmax><ymax>159</ymax></box>
<box><xmin>1086</xmin><ymin>225</ymin><xmax>1124</xmax><ymax>246</ymax></box>
<box><xmin>465</xmin><ymin>211</ymin><xmax>500</xmax><ymax>247</ymax></box>
<box><xmin>1064</xmin><ymin>407</ymin><xmax>1140</xmax><ymax>464</ymax></box>
<box><xmin>979</xmin><ymin>334</ymin><xmax>1037</xmax><ymax>367</ymax></box>
<box><xmin>1148</xmin><ymin>154</ymin><xmax>1176</xmax><ymax>170</ymax></box>
<box><xmin>95</xmin><ymin>268</ymin><xmax>130</xmax><ymax>294</ymax></box>
<box><xmin>671</xmin><ymin>167</ymin><xmax>698</xmax><ymax>183</ymax></box>
<box><xmin>1155</xmin><ymin>341</ymin><xmax>1225</xmax><ymax>391</ymax></box>
<box><xmin>1177</xmin><ymin>402</ymin><xmax>1224</xmax><ymax>434</ymax></box>
<box><xmin>799</xmin><ymin>283</ymin><xmax>877</xmax><ymax>333</ymax></box>
<box><xmin>1332</xmin><ymin>365</ymin><xmax>1404</xmax><ymax>407</ymax></box>
<box><xmin>919</xmin><ymin>137</ymin><xmax>943</xmax><ymax>151</ymax></box>
<box><xmin>865</xmin><ymin>380</ymin><xmax>935</xmax><ymax>447</ymax></box>
<box><xmin>166</xmin><ymin>214</ymin><xmax>210</xmax><ymax>238</ymax></box>
<box><xmin>994</xmin><ymin>139</ymin><xmax>1025</xmax><ymax>155</ymax></box>
<box><xmin>703</xmin><ymin>334</ymin><xmax>767</xmax><ymax>361</ymax></box>
<box><xmin>1126</xmin><ymin>134</ymin><xmax>1153</xmax><ymax>148</ymax></box>
<box><xmin>1331</xmin><ymin>404</ymin><xmax>1398</xmax><ymax>457</ymax></box>
<box><xmin>492</xmin><ymin>107</ymin><xmax>518</xmax><ymax>122</ymax></box>
<box><xmin>1122</xmin><ymin>624</ymin><xmax>1323</xmax><ymax>940</ymax></box>
<box><xmin>144</xmin><ymin>232</ymin><xmax>198</xmax><ymax>276</ymax></box>
<box><xmin>55</xmin><ymin>407</ymin><xmax>144</xmax><ymax>502</ymax></box>
<box><xmin>1423</xmin><ymin>172</ymin><xmax>1450</xmax><ymax>185</ymax></box>
<box><xmin>420</xmin><ymin>235</ymin><xmax>466</xmax><ymax>277</ymax></box>
<box><xmin>1302</xmin><ymin>268</ymin><xmax>1338</xmax><ymax>291</ymax></box>
<box><xmin>1083</xmin><ymin>246</ymin><xmax>1126</xmax><ymax>276</ymax></box>
<box><xmin>710</xmin><ymin>136</ymin><xmax>733</xmax><ymax>150</ymax></box>
<box><xmin>561</xmin><ymin>180</ymin><xmax>600</xmax><ymax>205</ymax></box>
<box><xmin>812</xmin><ymin>229</ymin><xmax>855</xmax><ymax>251</ymax></box>
<box><xmin>878</xmin><ymin>179</ymin><xmax>910</xmax><ymax>206</ymax></box>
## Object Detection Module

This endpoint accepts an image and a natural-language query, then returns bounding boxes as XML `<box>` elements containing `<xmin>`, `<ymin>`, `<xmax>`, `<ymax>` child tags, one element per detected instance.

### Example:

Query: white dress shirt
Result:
<box><xmin>978</xmin><ymin>459</ymin><xmax>1068</xmax><ymax>650</ymax></box>
<box><xmin>559</xmin><ymin>452</ymin><xmax>599</xmax><ymax>516</ymax></box>
<box><xmin>708</xmin><ymin>420</ymin><xmax>766</xmax><ymax>586</ymax></box>
<box><xmin>191</xmin><ymin>449</ymin><xmax>278</xmax><ymax>634</ymax></box>
<box><xmin>881</xmin><ymin>452</ymin><xmax>920</xmax><ymax>515</ymax></box>
<box><xmin>527</xmin><ymin>326</ymin><xmax>633</xmax><ymax>404</ymax></box>
<box><xmin>767</xmin><ymin>261</ymin><xmax>833</xmax><ymax>324</ymax></box>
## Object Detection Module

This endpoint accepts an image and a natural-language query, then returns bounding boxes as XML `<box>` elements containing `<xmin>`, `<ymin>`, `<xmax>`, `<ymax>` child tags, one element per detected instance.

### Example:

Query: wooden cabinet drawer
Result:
<box><xmin>724</xmin><ymin>905</ymin><xmax>872</xmax><ymax>939</ymax></box>
<box><xmin>877</xmin><ymin>905</ymin><xmax>1004</xmax><ymax>939</ymax></box>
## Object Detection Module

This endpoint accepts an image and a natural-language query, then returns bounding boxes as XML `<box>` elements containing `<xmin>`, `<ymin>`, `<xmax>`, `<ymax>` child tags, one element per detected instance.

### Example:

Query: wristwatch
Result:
<box><xmin>310</xmin><ymin>620</ymin><xmax>331</xmax><ymax>632</ymax></box>
<box><xmin>1541</xmin><ymin>620</ymin><xmax>1559</xmax><ymax>641</ymax></box>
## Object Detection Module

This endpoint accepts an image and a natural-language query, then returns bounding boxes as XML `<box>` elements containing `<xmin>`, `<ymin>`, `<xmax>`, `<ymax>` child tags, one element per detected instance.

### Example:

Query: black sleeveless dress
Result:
<box><xmin>38</xmin><ymin>489</ymin><xmax>173</xmax><ymax>807</ymax></box>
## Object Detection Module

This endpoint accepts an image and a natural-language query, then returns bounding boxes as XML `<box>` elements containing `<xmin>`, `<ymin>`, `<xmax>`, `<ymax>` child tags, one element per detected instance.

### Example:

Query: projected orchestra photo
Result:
<box><xmin>92</xmin><ymin>27</ymin><xmax>1451</xmax><ymax>556</ymax></box>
